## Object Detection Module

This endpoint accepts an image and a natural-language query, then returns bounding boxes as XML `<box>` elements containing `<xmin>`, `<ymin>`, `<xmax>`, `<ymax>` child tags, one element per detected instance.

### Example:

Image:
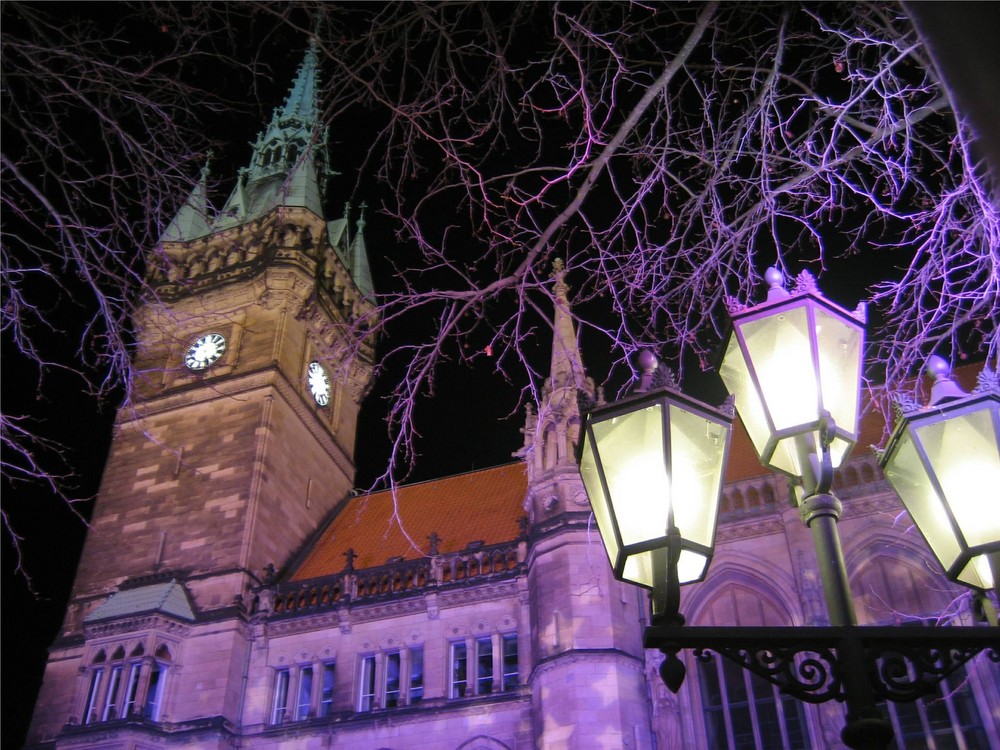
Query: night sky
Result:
<box><xmin>1</xmin><ymin>8</ymin><xmax>570</xmax><ymax>745</ymax></box>
<box><xmin>5</xmin><ymin>4</ymin><xmax>998</xmax><ymax>748</ymax></box>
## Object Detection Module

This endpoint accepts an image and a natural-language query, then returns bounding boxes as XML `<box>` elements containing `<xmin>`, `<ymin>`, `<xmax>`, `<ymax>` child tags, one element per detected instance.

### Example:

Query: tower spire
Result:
<box><xmin>214</xmin><ymin>40</ymin><xmax>328</xmax><ymax>228</ymax></box>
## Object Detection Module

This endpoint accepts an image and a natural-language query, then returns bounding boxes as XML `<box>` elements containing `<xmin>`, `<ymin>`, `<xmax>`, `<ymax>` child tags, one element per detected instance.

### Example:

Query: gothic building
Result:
<box><xmin>26</xmin><ymin>43</ymin><xmax>999</xmax><ymax>750</ymax></box>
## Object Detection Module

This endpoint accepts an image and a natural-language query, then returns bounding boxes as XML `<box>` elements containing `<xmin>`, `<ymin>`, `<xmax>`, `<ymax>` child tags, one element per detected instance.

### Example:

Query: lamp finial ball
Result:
<box><xmin>764</xmin><ymin>267</ymin><xmax>784</xmax><ymax>289</ymax></box>
<box><xmin>638</xmin><ymin>349</ymin><xmax>659</xmax><ymax>373</ymax></box>
<box><xmin>927</xmin><ymin>355</ymin><xmax>951</xmax><ymax>380</ymax></box>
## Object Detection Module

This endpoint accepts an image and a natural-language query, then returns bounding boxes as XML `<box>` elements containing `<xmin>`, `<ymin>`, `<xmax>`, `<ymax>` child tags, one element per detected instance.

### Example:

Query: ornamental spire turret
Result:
<box><xmin>160</xmin><ymin>155</ymin><xmax>212</xmax><ymax>243</ymax></box>
<box><xmin>519</xmin><ymin>260</ymin><xmax>597</xmax><ymax>515</ymax></box>
<box><xmin>548</xmin><ymin>258</ymin><xmax>589</xmax><ymax>396</ymax></box>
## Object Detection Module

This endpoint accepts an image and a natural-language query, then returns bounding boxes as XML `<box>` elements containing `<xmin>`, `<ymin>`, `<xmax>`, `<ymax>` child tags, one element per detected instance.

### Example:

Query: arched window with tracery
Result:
<box><xmin>80</xmin><ymin>641</ymin><xmax>172</xmax><ymax>725</ymax></box>
<box><xmin>694</xmin><ymin>584</ymin><xmax>812</xmax><ymax>750</ymax></box>
<box><xmin>852</xmin><ymin>555</ymin><xmax>991</xmax><ymax>749</ymax></box>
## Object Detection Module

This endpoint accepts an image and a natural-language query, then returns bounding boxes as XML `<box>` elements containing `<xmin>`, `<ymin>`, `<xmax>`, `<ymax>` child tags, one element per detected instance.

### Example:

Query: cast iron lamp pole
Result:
<box><xmin>578</xmin><ymin>269</ymin><xmax>999</xmax><ymax>750</ymax></box>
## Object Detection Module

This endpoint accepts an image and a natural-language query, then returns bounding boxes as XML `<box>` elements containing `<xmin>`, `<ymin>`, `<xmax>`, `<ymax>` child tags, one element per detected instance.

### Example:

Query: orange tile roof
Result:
<box><xmin>291</xmin><ymin>463</ymin><xmax>527</xmax><ymax>581</ymax></box>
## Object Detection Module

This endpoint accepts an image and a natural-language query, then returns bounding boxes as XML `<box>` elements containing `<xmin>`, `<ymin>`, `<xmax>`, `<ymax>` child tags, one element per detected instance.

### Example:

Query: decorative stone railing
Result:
<box><xmin>263</xmin><ymin>540</ymin><xmax>524</xmax><ymax>617</ymax></box>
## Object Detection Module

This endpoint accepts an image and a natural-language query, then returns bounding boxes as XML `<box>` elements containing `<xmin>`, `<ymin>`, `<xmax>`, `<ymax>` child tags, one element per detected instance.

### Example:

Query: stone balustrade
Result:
<box><xmin>264</xmin><ymin>540</ymin><xmax>524</xmax><ymax>616</ymax></box>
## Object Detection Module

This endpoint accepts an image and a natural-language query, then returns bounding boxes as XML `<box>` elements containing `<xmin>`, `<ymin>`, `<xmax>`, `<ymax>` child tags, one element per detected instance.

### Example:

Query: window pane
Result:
<box><xmin>144</xmin><ymin>663</ymin><xmax>166</xmax><ymax>721</ymax></box>
<box><xmin>358</xmin><ymin>656</ymin><xmax>376</xmax><ymax>712</ymax></box>
<box><xmin>271</xmin><ymin>669</ymin><xmax>289</xmax><ymax>724</ymax></box>
<box><xmin>296</xmin><ymin>666</ymin><xmax>313</xmax><ymax>721</ymax></box>
<box><xmin>750</xmin><ymin>675</ymin><xmax>782</xmax><ymax>750</ymax></box>
<box><xmin>409</xmin><ymin>647</ymin><xmax>424</xmax><ymax>704</ymax></box>
<box><xmin>781</xmin><ymin>696</ymin><xmax>811</xmax><ymax>750</ymax></box>
<box><xmin>477</xmin><ymin>638</ymin><xmax>493</xmax><ymax>695</ymax></box>
<box><xmin>699</xmin><ymin>653</ymin><xmax>812</xmax><ymax>750</ymax></box>
<box><xmin>102</xmin><ymin>665</ymin><xmax>123</xmax><ymax>721</ymax></box>
<box><xmin>502</xmin><ymin>635</ymin><xmax>518</xmax><ymax>691</ymax></box>
<box><xmin>892</xmin><ymin>700</ymin><xmax>925</xmax><ymax>748</ymax></box>
<box><xmin>84</xmin><ymin>668</ymin><xmax>104</xmax><ymax>724</ymax></box>
<box><xmin>385</xmin><ymin>652</ymin><xmax>401</xmax><ymax>708</ymax></box>
<box><xmin>451</xmin><ymin>643</ymin><xmax>467</xmax><ymax>698</ymax></box>
<box><xmin>319</xmin><ymin>663</ymin><xmax>335</xmax><ymax>718</ymax></box>
<box><xmin>697</xmin><ymin>657</ymin><xmax>729</xmax><ymax>748</ymax></box>
<box><xmin>123</xmin><ymin>663</ymin><xmax>142</xmax><ymax>718</ymax></box>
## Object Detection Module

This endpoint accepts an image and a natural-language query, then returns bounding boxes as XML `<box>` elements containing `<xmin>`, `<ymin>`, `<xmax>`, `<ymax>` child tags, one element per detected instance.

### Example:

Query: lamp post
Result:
<box><xmin>577</xmin><ymin>270</ymin><xmax>999</xmax><ymax>750</ymax></box>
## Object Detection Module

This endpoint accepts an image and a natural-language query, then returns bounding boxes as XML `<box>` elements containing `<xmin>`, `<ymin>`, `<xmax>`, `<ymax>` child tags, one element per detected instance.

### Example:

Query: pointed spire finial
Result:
<box><xmin>551</xmin><ymin>258</ymin><xmax>569</xmax><ymax>301</ymax></box>
<box><xmin>200</xmin><ymin>150</ymin><xmax>214</xmax><ymax>183</ymax></box>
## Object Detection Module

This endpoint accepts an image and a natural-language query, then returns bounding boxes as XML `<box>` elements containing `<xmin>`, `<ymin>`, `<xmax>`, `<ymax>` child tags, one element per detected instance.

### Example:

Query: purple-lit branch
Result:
<box><xmin>294</xmin><ymin>2</ymin><xmax>995</xmax><ymax>474</ymax></box>
<box><xmin>4</xmin><ymin>2</ymin><xmax>997</xmax><ymax>561</ymax></box>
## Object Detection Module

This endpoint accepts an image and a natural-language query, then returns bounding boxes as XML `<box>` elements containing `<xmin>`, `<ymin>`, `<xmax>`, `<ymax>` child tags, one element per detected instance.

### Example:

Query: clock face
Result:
<box><xmin>184</xmin><ymin>333</ymin><xmax>227</xmax><ymax>370</ymax></box>
<box><xmin>307</xmin><ymin>362</ymin><xmax>331</xmax><ymax>406</ymax></box>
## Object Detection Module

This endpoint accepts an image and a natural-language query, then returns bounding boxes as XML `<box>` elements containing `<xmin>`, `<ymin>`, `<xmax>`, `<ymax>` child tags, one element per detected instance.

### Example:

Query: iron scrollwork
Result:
<box><xmin>646</xmin><ymin>624</ymin><xmax>999</xmax><ymax>706</ymax></box>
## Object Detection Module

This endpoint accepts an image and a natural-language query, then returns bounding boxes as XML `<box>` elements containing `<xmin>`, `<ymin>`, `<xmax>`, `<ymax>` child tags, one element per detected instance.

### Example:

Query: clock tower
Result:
<box><xmin>28</xmin><ymin>39</ymin><xmax>376</xmax><ymax>743</ymax></box>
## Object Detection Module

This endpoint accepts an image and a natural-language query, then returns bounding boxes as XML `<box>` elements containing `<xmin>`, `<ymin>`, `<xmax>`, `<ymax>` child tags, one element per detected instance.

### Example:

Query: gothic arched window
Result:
<box><xmin>695</xmin><ymin>585</ymin><xmax>811</xmax><ymax>750</ymax></box>
<box><xmin>81</xmin><ymin>641</ymin><xmax>172</xmax><ymax>725</ymax></box>
<box><xmin>852</xmin><ymin>555</ymin><xmax>992</xmax><ymax>750</ymax></box>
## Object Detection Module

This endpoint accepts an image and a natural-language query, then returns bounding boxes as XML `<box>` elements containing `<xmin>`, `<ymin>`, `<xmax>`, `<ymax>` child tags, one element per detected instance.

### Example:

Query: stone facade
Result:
<box><xmin>26</xmin><ymin>41</ymin><xmax>999</xmax><ymax>750</ymax></box>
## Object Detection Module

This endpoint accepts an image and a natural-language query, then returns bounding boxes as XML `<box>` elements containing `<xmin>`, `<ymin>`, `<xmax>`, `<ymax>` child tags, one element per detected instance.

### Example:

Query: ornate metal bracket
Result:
<box><xmin>645</xmin><ymin>624</ymin><xmax>998</xmax><ymax>703</ymax></box>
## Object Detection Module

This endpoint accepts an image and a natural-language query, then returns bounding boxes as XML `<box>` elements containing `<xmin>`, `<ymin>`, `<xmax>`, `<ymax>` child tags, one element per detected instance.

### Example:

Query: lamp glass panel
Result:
<box><xmin>590</xmin><ymin>404</ymin><xmax>671</xmax><ymax>547</ymax></box>
<box><xmin>623</xmin><ymin>552</ymin><xmax>655</xmax><ymax>588</ymax></box>
<box><xmin>720</xmin><ymin>336</ymin><xmax>771</xmax><ymax>462</ymax></box>
<box><xmin>883</xmin><ymin>431</ymin><xmax>963</xmax><ymax>574</ymax></box>
<box><xmin>668</xmin><ymin>404</ymin><xmax>727</xmax><ymax>549</ymax></box>
<box><xmin>677</xmin><ymin>549</ymin><xmax>709</xmax><ymax>585</ymax></box>
<box><xmin>814</xmin><ymin>308</ymin><xmax>863</xmax><ymax>445</ymax></box>
<box><xmin>620</xmin><ymin>549</ymin><xmax>707</xmax><ymax>588</ymax></box>
<box><xmin>963</xmin><ymin>556</ymin><xmax>994</xmax><ymax>590</ymax></box>
<box><xmin>579</xmin><ymin>437</ymin><xmax>621</xmax><ymax>568</ymax></box>
<box><xmin>914</xmin><ymin>407</ymin><xmax>1000</xmax><ymax>549</ymax></box>
<box><xmin>739</xmin><ymin>305</ymin><xmax>818</xmax><ymax>433</ymax></box>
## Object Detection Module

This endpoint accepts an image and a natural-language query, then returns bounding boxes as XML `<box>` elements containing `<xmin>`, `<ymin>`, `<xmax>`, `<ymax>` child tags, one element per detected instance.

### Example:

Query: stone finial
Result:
<box><xmin>343</xmin><ymin>547</ymin><xmax>356</xmax><ymax>572</ymax></box>
<box><xmin>262</xmin><ymin>563</ymin><xmax>277</xmax><ymax>585</ymax></box>
<box><xmin>200</xmin><ymin>150</ymin><xmax>214</xmax><ymax>183</ymax></box>
<box><xmin>427</xmin><ymin>532</ymin><xmax>440</xmax><ymax>556</ymax></box>
<box><xmin>551</xmin><ymin>258</ymin><xmax>569</xmax><ymax>299</ymax></box>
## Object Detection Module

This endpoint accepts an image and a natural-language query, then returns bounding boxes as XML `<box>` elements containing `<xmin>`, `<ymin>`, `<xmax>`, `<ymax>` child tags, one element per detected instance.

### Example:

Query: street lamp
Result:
<box><xmin>879</xmin><ymin>355</ymin><xmax>1000</xmax><ymax>593</ymax></box>
<box><xmin>577</xmin><ymin>351</ymin><xmax>733</xmax><ymax>629</ymax></box>
<box><xmin>577</xmin><ymin>269</ymin><xmax>998</xmax><ymax>750</ymax></box>
<box><xmin>719</xmin><ymin>268</ymin><xmax>864</xmax><ymax>628</ymax></box>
